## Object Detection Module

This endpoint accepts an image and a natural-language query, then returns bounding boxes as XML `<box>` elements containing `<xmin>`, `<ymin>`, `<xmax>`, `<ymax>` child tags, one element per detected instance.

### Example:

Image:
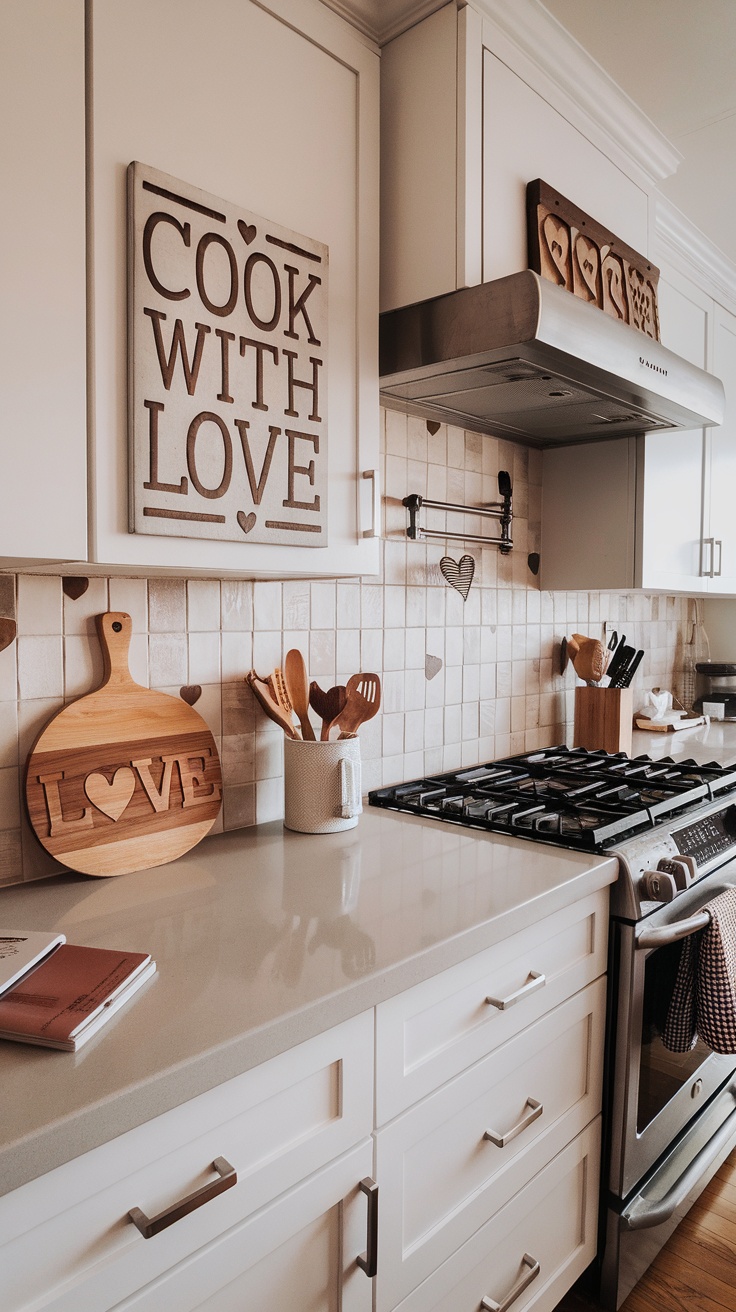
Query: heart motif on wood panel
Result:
<box><xmin>439</xmin><ymin>555</ymin><xmax>475</xmax><ymax>601</ymax></box>
<box><xmin>542</xmin><ymin>214</ymin><xmax>571</xmax><ymax>287</ymax></box>
<box><xmin>84</xmin><ymin>767</ymin><xmax>136</xmax><ymax>822</ymax></box>
<box><xmin>575</xmin><ymin>234</ymin><xmax>600</xmax><ymax>300</ymax></box>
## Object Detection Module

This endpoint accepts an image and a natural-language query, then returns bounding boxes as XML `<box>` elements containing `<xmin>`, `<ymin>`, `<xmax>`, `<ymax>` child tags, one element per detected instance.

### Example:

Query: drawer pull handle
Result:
<box><xmin>357</xmin><ymin>1176</ymin><xmax>379</xmax><ymax>1277</ymax></box>
<box><xmin>486</xmin><ymin>970</ymin><xmax>545</xmax><ymax>1010</ymax></box>
<box><xmin>483</xmin><ymin>1097</ymin><xmax>543</xmax><ymax>1147</ymax></box>
<box><xmin>481</xmin><ymin>1252</ymin><xmax>540</xmax><ymax>1312</ymax></box>
<box><xmin>128</xmin><ymin>1157</ymin><xmax>237</xmax><ymax>1239</ymax></box>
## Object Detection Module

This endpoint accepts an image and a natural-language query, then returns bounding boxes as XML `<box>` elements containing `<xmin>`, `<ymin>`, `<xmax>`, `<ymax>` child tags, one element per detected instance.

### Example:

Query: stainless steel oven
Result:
<box><xmin>369</xmin><ymin>748</ymin><xmax>736</xmax><ymax>1310</ymax></box>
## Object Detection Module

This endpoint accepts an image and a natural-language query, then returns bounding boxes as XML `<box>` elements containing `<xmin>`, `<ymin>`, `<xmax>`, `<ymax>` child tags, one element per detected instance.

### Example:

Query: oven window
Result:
<box><xmin>638</xmin><ymin>940</ymin><xmax>712</xmax><ymax>1132</ymax></box>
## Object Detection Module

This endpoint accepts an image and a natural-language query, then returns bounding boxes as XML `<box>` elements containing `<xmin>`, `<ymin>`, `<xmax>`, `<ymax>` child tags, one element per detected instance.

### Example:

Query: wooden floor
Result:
<box><xmin>554</xmin><ymin>1149</ymin><xmax>736</xmax><ymax>1312</ymax></box>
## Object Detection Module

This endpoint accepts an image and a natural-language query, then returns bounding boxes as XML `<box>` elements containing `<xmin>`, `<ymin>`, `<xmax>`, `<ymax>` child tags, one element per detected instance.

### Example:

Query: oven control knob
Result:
<box><xmin>656</xmin><ymin>856</ymin><xmax>696</xmax><ymax>889</ymax></box>
<box><xmin>640</xmin><ymin>870</ymin><xmax>677</xmax><ymax>902</ymax></box>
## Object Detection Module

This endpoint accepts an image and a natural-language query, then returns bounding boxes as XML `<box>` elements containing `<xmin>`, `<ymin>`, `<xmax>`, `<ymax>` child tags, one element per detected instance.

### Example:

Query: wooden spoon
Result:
<box><xmin>246</xmin><ymin>670</ymin><xmax>299</xmax><ymax>738</ymax></box>
<box><xmin>268</xmin><ymin>667</ymin><xmax>296</xmax><ymax>731</ymax></box>
<box><xmin>309</xmin><ymin>681</ymin><xmax>347</xmax><ymax>741</ymax></box>
<box><xmin>284</xmin><ymin>649</ymin><xmax>315</xmax><ymax>740</ymax></box>
<box><xmin>336</xmin><ymin>673</ymin><xmax>381</xmax><ymax>737</ymax></box>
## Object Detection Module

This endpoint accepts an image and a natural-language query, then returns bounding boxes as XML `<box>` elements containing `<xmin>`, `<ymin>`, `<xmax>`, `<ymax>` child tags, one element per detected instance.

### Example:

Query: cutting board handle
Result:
<box><xmin>96</xmin><ymin>612</ymin><xmax>134</xmax><ymax>687</ymax></box>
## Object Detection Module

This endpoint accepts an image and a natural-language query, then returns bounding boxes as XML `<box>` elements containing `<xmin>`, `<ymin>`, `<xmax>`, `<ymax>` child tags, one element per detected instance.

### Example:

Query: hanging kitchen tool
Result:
<box><xmin>25</xmin><ymin>613</ymin><xmax>222</xmax><ymax>877</ymax></box>
<box><xmin>681</xmin><ymin>599</ymin><xmax>711</xmax><ymax>711</ymax></box>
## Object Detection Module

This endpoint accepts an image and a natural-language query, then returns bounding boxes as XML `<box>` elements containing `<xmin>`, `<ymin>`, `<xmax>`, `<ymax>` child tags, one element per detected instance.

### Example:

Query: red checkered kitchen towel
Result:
<box><xmin>663</xmin><ymin>886</ymin><xmax>736</xmax><ymax>1054</ymax></box>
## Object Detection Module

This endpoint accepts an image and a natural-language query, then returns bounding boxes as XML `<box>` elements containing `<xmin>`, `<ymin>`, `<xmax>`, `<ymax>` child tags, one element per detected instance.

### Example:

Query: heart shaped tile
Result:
<box><xmin>439</xmin><ymin>554</ymin><xmax>475</xmax><ymax>601</ymax></box>
<box><xmin>62</xmin><ymin>576</ymin><xmax>89</xmax><ymax>601</ymax></box>
<box><xmin>0</xmin><ymin>617</ymin><xmax>16</xmax><ymax>653</ymax></box>
<box><xmin>237</xmin><ymin>220</ymin><xmax>257</xmax><ymax>244</ymax></box>
<box><xmin>426</xmin><ymin>421</ymin><xmax>441</xmax><ymax>436</ymax></box>
<box><xmin>237</xmin><ymin>511</ymin><xmax>257</xmax><ymax>534</ymax></box>
<box><xmin>180</xmin><ymin>684</ymin><xmax>202</xmax><ymax>706</ymax></box>
<box><xmin>542</xmin><ymin>214</ymin><xmax>571</xmax><ymax>287</ymax></box>
<box><xmin>575</xmin><ymin>234</ymin><xmax>600</xmax><ymax>301</ymax></box>
<box><xmin>84</xmin><ymin>767</ymin><xmax>136</xmax><ymax>822</ymax></box>
<box><xmin>425</xmin><ymin>653</ymin><xmax>443</xmax><ymax>681</ymax></box>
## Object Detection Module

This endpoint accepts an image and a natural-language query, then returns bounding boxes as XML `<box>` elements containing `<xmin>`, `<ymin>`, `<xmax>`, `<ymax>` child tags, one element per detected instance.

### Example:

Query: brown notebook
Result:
<box><xmin>0</xmin><ymin>944</ymin><xmax>155</xmax><ymax>1051</ymax></box>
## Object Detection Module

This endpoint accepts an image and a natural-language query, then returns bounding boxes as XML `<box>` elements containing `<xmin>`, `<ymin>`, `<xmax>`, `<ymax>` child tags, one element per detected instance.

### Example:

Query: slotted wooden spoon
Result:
<box><xmin>309</xmin><ymin>681</ymin><xmax>347</xmax><ymax>741</ymax></box>
<box><xmin>335</xmin><ymin>673</ymin><xmax>381</xmax><ymax>737</ymax></box>
<box><xmin>246</xmin><ymin>671</ymin><xmax>299</xmax><ymax>738</ymax></box>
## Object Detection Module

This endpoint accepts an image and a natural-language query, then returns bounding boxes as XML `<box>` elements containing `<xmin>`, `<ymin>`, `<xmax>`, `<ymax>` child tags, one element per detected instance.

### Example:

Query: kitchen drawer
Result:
<box><xmin>390</xmin><ymin>1118</ymin><xmax>602</xmax><ymax>1312</ymax></box>
<box><xmin>375</xmin><ymin>979</ymin><xmax>605</xmax><ymax>1311</ymax></box>
<box><xmin>376</xmin><ymin>889</ymin><xmax>608</xmax><ymax>1122</ymax></box>
<box><xmin>0</xmin><ymin>1010</ymin><xmax>373</xmax><ymax>1312</ymax></box>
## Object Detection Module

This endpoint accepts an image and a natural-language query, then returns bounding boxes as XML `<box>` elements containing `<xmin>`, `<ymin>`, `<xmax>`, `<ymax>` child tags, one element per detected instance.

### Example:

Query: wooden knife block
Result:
<box><xmin>573</xmin><ymin>686</ymin><xmax>634</xmax><ymax>755</ymax></box>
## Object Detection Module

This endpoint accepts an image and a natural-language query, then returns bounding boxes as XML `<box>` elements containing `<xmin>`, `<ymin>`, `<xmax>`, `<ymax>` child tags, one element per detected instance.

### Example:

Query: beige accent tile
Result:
<box><xmin>17</xmin><ymin>575</ymin><xmax>62</xmax><ymax>635</ymax></box>
<box><xmin>188</xmin><ymin>631</ymin><xmax>221</xmax><ymax>685</ymax></box>
<box><xmin>149</xmin><ymin>578</ymin><xmax>186</xmax><ymax>632</ymax></box>
<box><xmin>149</xmin><ymin>633</ymin><xmax>187</xmax><ymax>687</ymax></box>
<box><xmin>0</xmin><ymin>766</ymin><xmax>20</xmax><ymax>829</ymax></box>
<box><xmin>0</xmin><ymin>701</ymin><xmax>18</xmax><ymax>768</ymax></box>
<box><xmin>0</xmin><ymin>828</ymin><xmax>22</xmax><ymax>884</ymax></box>
<box><xmin>222</xmin><ymin>679</ymin><xmax>256</xmax><ymax>736</ymax></box>
<box><xmin>222</xmin><ymin>733</ymin><xmax>256</xmax><ymax>785</ymax></box>
<box><xmin>0</xmin><ymin>576</ymin><xmax>15</xmax><ymax>618</ymax></box>
<box><xmin>0</xmin><ymin>641</ymin><xmax>17</xmax><ymax>702</ymax></box>
<box><xmin>223</xmin><ymin>783</ymin><xmax>255</xmax><ymax>830</ymax></box>
<box><xmin>222</xmin><ymin>630</ymin><xmax>252</xmax><ymax>680</ymax></box>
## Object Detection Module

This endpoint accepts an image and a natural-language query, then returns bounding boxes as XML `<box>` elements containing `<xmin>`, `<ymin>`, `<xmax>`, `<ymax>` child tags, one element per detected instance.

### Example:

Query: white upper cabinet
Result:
<box><xmin>380</xmin><ymin>0</ymin><xmax>666</xmax><ymax>312</ymax></box>
<box><xmin>0</xmin><ymin>0</ymin><xmax>87</xmax><ymax>567</ymax></box>
<box><xmin>88</xmin><ymin>0</ymin><xmax>380</xmax><ymax>577</ymax></box>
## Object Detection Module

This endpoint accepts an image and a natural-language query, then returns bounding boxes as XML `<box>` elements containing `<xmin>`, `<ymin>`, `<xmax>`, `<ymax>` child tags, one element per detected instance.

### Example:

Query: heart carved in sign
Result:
<box><xmin>237</xmin><ymin>511</ymin><xmax>257</xmax><ymax>535</ymax></box>
<box><xmin>575</xmin><ymin>234</ymin><xmax>599</xmax><ymax>300</ymax></box>
<box><xmin>439</xmin><ymin>555</ymin><xmax>475</xmax><ymax>601</ymax></box>
<box><xmin>237</xmin><ymin>220</ymin><xmax>257</xmax><ymax>244</ymax></box>
<box><xmin>542</xmin><ymin>214</ymin><xmax>571</xmax><ymax>287</ymax></box>
<box><xmin>84</xmin><ymin>767</ymin><xmax>136</xmax><ymax>822</ymax></box>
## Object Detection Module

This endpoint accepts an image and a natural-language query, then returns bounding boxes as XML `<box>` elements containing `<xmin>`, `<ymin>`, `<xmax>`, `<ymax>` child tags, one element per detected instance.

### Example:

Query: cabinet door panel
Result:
<box><xmin>0</xmin><ymin>0</ymin><xmax>87</xmax><ymax>564</ymax></box>
<box><xmin>89</xmin><ymin>0</ymin><xmax>379</xmax><ymax>577</ymax></box>
<box><xmin>708</xmin><ymin>307</ymin><xmax>736</xmax><ymax>594</ymax></box>
<box><xmin>638</xmin><ymin>271</ymin><xmax>709</xmax><ymax>592</ymax></box>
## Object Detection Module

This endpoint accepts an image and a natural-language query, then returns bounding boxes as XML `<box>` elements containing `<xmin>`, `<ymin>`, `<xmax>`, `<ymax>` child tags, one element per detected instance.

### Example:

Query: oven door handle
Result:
<box><xmin>636</xmin><ymin>909</ymin><xmax>710</xmax><ymax>949</ymax></box>
<box><xmin>622</xmin><ymin>1083</ymin><xmax>736</xmax><ymax>1230</ymax></box>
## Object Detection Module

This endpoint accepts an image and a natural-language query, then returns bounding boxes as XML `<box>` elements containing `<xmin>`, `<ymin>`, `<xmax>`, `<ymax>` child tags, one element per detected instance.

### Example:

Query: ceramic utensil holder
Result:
<box><xmin>573</xmin><ymin>686</ymin><xmax>634</xmax><ymax>755</ymax></box>
<box><xmin>283</xmin><ymin>736</ymin><xmax>363</xmax><ymax>834</ymax></box>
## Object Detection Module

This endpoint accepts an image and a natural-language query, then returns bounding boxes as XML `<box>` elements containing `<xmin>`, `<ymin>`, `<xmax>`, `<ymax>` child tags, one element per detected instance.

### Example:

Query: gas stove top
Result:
<box><xmin>369</xmin><ymin>746</ymin><xmax>736</xmax><ymax>852</ymax></box>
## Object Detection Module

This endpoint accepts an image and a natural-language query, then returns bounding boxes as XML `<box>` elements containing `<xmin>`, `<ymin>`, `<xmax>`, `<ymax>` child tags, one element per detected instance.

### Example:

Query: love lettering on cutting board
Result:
<box><xmin>128</xmin><ymin>161</ymin><xmax>329</xmax><ymax>547</ymax></box>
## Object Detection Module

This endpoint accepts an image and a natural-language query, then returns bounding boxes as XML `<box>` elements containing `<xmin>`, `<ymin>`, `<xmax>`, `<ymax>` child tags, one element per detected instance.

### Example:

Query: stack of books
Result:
<box><xmin>0</xmin><ymin>931</ymin><xmax>155</xmax><ymax>1051</ymax></box>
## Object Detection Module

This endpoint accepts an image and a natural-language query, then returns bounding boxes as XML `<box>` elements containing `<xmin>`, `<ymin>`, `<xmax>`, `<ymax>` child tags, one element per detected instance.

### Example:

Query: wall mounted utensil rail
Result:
<box><xmin>402</xmin><ymin>471</ymin><xmax>513</xmax><ymax>553</ymax></box>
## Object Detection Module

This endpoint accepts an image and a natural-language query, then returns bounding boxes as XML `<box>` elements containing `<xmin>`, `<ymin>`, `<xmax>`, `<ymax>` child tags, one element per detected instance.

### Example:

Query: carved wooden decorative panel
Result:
<box><xmin>526</xmin><ymin>179</ymin><xmax>659</xmax><ymax>340</ymax></box>
<box><xmin>128</xmin><ymin>162</ymin><xmax>329</xmax><ymax>546</ymax></box>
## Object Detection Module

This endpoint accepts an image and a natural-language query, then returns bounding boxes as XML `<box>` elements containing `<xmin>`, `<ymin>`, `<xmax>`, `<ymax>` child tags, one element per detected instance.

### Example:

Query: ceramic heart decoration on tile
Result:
<box><xmin>439</xmin><ymin>555</ymin><xmax>475</xmax><ymax>601</ymax></box>
<box><xmin>425</xmin><ymin>654</ymin><xmax>443</xmax><ymax>681</ymax></box>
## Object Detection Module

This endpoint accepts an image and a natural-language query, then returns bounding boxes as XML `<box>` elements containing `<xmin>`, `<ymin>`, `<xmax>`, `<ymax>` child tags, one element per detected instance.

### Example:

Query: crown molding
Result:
<box><xmin>654</xmin><ymin>197</ymin><xmax>736</xmax><ymax>310</ymax></box>
<box><xmin>320</xmin><ymin>0</ymin><xmax>446</xmax><ymax>43</ymax></box>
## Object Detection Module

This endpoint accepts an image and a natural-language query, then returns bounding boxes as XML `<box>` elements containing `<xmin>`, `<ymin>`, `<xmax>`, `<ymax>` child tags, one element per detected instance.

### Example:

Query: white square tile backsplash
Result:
<box><xmin>0</xmin><ymin>409</ymin><xmax>693</xmax><ymax>885</ymax></box>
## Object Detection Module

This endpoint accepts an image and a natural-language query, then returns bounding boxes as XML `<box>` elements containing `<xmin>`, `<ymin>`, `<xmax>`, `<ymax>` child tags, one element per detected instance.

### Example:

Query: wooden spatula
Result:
<box><xmin>336</xmin><ymin>673</ymin><xmax>381</xmax><ymax>737</ymax></box>
<box><xmin>309</xmin><ymin>681</ymin><xmax>347</xmax><ymax>741</ymax></box>
<box><xmin>284</xmin><ymin>649</ymin><xmax>315</xmax><ymax>740</ymax></box>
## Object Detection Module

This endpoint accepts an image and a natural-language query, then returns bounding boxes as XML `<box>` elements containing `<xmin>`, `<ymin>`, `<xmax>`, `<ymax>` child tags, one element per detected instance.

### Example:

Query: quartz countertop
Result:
<box><xmin>0</xmin><ymin>807</ymin><xmax>616</xmax><ymax>1197</ymax></box>
<box><xmin>630</xmin><ymin>718</ymin><xmax>736</xmax><ymax>767</ymax></box>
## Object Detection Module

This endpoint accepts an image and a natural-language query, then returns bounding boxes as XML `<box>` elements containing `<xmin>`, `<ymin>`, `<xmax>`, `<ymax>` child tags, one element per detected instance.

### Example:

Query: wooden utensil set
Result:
<box><xmin>565</xmin><ymin>631</ymin><xmax>644</xmax><ymax>688</ymax></box>
<box><xmin>246</xmin><ymin>653</ymin><xmax>380</xmax><ymax>741</ymax></box>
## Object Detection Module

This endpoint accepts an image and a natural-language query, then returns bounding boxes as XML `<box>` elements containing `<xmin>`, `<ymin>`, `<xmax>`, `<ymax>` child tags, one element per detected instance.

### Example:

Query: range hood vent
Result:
<box><xmin>379</xmin><ymin>271</ymin><xmax>724</xmax><ymax>447</ymax></box>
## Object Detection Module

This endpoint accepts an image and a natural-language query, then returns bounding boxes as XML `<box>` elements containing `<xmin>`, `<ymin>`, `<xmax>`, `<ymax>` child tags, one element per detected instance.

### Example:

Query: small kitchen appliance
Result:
<box><xmin>370</xmin><ymin>747</ymin><xmax>736</xmax><ymax>1308</ymax></box>
<box><xmin>694</xmin><ymin>662</ymin><xmax>736</xmax><ymax>719</ymax></box>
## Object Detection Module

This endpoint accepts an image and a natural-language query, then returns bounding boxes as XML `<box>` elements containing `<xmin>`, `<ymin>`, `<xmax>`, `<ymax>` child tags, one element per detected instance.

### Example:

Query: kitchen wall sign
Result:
<box><xmin>128</xmin><ymin>162</ymin><xmax>329</xmax><ymax>546</ymax></box>
<box><xmin>527</xmin><ymin>179</ymin><xmax>660</xmax><ymax>340</ymax></box>
<box><xmin>25</xmin><ymin>613</ymin><xmax>222</xmax><ymax>877</ymax></box>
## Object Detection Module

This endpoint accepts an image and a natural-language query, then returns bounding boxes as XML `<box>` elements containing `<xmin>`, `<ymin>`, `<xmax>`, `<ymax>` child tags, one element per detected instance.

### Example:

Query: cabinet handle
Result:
<box><xmin>356</xmin><ymin>1176</ymin><xmax>379</xmax><ymax>1277</ymax></box>
<box><xmin>485</xmin><ymin>970</ymin><xmax>545</xmax><ymax>1010</ymax></box>
<box><xmin>701</xmin><ymin>536</ymin><xmax>715</xmax><ymax>577</ymax></box>
<box><xmin>481</xmin><ymin>1253</ymin><xmax>541</xmax><ymax>1312</ymax></box>
<box><xmin>128</xmin><ymin>1157</ymin><xmax>237</xmax><ymax>1239</ymax></box>
<box><xmin>715</xmin><ymin>539</ymin><xmax>723</xmax><ymax>576</ymax></box>
<box><xmin>483</xmin><ymin>1097</ymin><xmax>543</xmax><ymax>1147</ymax></box>
<box><xmin>361</xmin><ymin>469</ymin><xmax>381</xmax><ymax>539</ymax></box>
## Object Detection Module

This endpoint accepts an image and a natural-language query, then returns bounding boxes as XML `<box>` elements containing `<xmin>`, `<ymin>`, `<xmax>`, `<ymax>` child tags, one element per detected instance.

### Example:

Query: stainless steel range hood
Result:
<box><xmin>379</xmin><ymin>270</ymin><xmax>724</xmax><ymax>446</ymax></box>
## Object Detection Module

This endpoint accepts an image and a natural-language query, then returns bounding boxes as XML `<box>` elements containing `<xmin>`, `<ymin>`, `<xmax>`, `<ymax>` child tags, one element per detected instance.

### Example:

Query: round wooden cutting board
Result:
<box><xmin>25</xmin><ymin>612</ymin><xmax>222</xmax><ymax>877</ymax></box>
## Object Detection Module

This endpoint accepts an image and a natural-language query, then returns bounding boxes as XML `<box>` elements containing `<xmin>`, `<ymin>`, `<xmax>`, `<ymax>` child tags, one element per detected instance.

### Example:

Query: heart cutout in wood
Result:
<box><xmin>575</xmin><ymin>234</ymin><xmax>599</xmax><ymax>300</ymax></box>
<box><xmin>62</xmin><ymin>576</ymin><xmax>89</xmax><ymax>601</ymax></box>
<box><xmin>0</xmin><ymin>617</ymin><xmax>16</xmax><ymax>653</ymax></box>
<box><xmin>84</xmin><ymin>767</ymin><xmax>136</xmax><ymax>822</ymax></box>
<box><xmin>238</xmin><ymin>220</ymin><xmax>257</xmax><ymax>244</ymax></box>
<box><xmin>439</xmin><ymin>554</ymin><xmax>475</xmax><ymax>601</ymax></box>
<box><xmin>180</xmin><ymin>685</ymin><xmax>202</xmax><ymax>706</ymax></box>
<box><xmin>425</xmin><ymin>653</ymin><xmax>443</xmax><ymax>681</ymax></box>
<box><xmin>542</xmin><ymin>214</ymin><xmax>571</xmax><ymax>287</ymax></box>
<box><xmin>237</xmin><ymin>511</ymin><xmax>257</xmax><ymax>534</ymax></box>
<box><xmin>601</xmin><ymin>252</ymin><xmax>628</xmax><ymax>321</ymax></box>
